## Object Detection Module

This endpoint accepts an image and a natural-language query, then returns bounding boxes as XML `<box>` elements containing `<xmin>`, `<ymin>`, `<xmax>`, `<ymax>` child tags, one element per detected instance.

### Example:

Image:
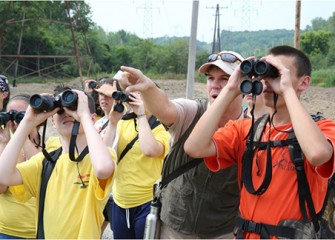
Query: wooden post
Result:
<box><xmin>294</xmin><ymin>0</ymin><xmax>301</xmax><ymax>49</ymax></box>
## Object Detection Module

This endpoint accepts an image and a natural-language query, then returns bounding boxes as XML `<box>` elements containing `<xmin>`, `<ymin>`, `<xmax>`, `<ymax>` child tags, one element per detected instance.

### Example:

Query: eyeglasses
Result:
<box><xmin>208</xmin><ymin>52</ymin><xmax>241</xmax><ymax>63</ymax></box>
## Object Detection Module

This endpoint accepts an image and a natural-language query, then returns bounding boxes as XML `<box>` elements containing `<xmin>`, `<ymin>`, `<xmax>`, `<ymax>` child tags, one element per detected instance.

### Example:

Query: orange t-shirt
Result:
<box><xmin>205</xmin><ymin>118</ymin><xmax>335</xmax><ymax>239</ymax></box>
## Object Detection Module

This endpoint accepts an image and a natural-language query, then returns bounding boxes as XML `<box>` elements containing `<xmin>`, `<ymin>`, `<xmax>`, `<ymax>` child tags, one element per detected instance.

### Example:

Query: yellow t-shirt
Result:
<box><xmin>113</xmin><ymin>118</ymin><xmax>170</xmax><ymax>208</ymax></box>
<box><xmin>45</xmin><ymin>136</ymin><xmax>61</xmax><ymax>152</ymax></box>
<box><xmin>11</xmin><ymin>148</ymin><xmax>115</xmax><ymax>239</ymax></box>
<box><xmin>0</xmin><ymin>190</ymin><xmax>36</xmax><ymax>238</ymax></box>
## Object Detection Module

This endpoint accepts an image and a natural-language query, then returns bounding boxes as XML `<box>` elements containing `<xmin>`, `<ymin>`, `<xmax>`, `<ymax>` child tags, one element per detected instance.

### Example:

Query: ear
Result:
<box><xmin>91</xmin><ymin>113</ymin><xmax>97</xmax><ymax>123</ymax></box>
<box><xmin>0</xmin><ymin>91</ymin><xmax>8</xmax><ymax>99</ymax></box>
<box><xmin>297</xmin><ymin>75</ymin><xmax>310</xmax><ymax>93</ymax></box>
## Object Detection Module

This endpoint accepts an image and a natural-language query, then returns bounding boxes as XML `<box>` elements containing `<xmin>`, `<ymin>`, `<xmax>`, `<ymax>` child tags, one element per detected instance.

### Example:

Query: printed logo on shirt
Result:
<box><xmin>273</xmin><ymin>158</ymin><xmax>296</xmax><ymax>171</ymax></box>
<box><xmin>74</xmin><ymin>173</ymin><xmax>90</xmax><ymax>188</ymax></box>
<box><xmin>273</xmin><ymin>148</ymin><xmax>295</xmax><ymax>171</ymax></box>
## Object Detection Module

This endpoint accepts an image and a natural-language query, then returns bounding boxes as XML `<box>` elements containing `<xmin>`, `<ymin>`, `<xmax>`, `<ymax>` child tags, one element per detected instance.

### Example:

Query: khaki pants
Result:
<box><xmin>159</xmin><ymin>222</ymin><xmax>234</xmax><ymax>239</ymax></box>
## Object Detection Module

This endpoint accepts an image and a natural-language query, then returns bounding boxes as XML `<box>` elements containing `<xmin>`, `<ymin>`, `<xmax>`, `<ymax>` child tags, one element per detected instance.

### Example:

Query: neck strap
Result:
<box><xmin>69</xmin><ymin>120</ymin><xmax>89</xmax><ymax>162</ymax></box>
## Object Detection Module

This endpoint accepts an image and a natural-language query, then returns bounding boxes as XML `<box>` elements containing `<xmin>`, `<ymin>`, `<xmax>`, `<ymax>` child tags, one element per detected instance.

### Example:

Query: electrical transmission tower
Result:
<box><xmin>234</xmin><ymin>0</ymin><xmax>258</xmax><ymax>56</ymax></box>
<box><xmin>137</xmin><ymin>0</ymin><xmax>160</xmax><ymax>39</ymax></box>
<box><xmin>234</xmin><ymin>0</ymin><xmax>258</xmax><ymax>31</ymax></box>
<box><xmin>207</xmin><ymin>3</ymin><xmax>228</xmax><ymax>53</ymax></box>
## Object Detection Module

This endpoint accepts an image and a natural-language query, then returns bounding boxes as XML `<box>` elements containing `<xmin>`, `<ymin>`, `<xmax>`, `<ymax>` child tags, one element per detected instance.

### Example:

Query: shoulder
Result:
<box><xmin>172</xmin><ymin>98</ymin><xmax>198</xmax><ymax>109</ymax></box>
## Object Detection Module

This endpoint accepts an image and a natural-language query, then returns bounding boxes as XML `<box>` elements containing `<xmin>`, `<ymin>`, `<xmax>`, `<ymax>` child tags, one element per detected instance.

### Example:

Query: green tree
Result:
<box><xmin>301</xmin><ymin>31</ymin><xmax>332</xmax><ymax>55</ymax></box>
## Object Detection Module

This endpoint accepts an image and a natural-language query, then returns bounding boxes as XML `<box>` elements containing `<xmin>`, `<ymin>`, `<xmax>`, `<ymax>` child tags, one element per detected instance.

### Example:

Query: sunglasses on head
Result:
<box><xmin>208</xmin><ymin>52</ymin><xmax>241</xmax><ymax>63</ymax></box>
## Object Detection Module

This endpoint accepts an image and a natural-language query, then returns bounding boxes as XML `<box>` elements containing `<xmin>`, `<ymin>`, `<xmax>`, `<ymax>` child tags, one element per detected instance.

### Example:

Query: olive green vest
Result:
<box><xmin>159</xmin><ymin>99</ymin><xmax>240</xmax><ymax>237</ymax></box>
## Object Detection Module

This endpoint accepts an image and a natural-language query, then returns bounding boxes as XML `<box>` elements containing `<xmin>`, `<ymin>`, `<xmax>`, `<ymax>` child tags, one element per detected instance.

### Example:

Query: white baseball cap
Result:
<box><xmin>199</xmin><ymin>51</ymin><xmax>244</xmax><ymax>75</ymax></box>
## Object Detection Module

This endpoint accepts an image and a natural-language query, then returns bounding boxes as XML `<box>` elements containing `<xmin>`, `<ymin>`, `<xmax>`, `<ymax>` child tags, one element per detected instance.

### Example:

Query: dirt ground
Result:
<box><xmin>11</xmin><ymin>79</ymin><xmax>335</xmax><ymax>120</ymax></box>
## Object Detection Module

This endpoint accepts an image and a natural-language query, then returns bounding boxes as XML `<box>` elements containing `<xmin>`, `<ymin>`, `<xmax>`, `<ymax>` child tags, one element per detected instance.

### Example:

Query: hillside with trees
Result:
<box><xmin>0</xmin><ymin>1</ymin><xmax>334</xmax><ymax>86</ymax></box>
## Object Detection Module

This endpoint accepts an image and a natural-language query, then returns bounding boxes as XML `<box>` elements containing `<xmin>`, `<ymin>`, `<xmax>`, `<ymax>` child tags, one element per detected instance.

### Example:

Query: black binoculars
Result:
<box><xmin>240</xmin><ymin>59</ymin><xmax>279</xmax><ymax>78</ymax></box>
<box><xmin>239</xmin><ymin>59</ymin><xmax>278</xmax><ymax>96</ymax></box>
<box><xmin>111</xmin><ymin>91</ymin><xmax>134</xmax><ymax>113</ymax></box>
<box><xmin>240</xmin><ymin>79</ymin><xmax>263</xmax><ymax>96</ymax></box>
<box><xmin>29</xmin><ymin>90</ymin><xmax>78</xmax><ymax>112</ymax></box>
<box><xmin>0</xmin><ymin>110</ymin><xmax>25</xmax><ymax>125</ymax></box>
<box><xmin>112</xmin><ymin>91</ymin><xmax>133</xmax><ymax>103</ymax></box>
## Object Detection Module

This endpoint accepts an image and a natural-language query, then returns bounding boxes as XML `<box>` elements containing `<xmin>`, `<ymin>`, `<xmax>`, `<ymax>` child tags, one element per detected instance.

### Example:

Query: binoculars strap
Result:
<box><xmin>69</xmin><ymin>120</ymin><xmax>89</xmax><ymax>163</ymax></box>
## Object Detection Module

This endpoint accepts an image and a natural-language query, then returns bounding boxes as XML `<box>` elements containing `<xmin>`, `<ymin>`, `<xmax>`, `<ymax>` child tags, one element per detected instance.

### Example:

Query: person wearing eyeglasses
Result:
<box><xmin>117</xmin><ymin>50</ymin><xmax>245</xmax><ymax>239</ymax></box>
<box><xmin>0</xmin><ymin>75</ymin><xmax>10</xmax><ymax>113</ymax></box>
<box><xmin>0</xmin><ymin>87</ymin><xmax>115</xmax><ymax>239</ymax></box>
<box><xmin>184</xmin><ymin>45</ymin><xmax>335</xmax><ymax>239</ymax></box>
<box><xmin>0</xmin><ymin>94</ymin><xmax>41</xmax><ymax>239</ymax></box>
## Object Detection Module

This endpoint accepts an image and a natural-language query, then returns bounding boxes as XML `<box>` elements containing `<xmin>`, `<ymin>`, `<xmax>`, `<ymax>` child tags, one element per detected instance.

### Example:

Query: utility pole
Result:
<box><xmin>294</xmin><ymin>0</ymin><xmax>301</xmax><ymax>49</ymax></box>
<box><xmin>186</xmin><ymin>0</ymin><xmax>199</xmax><ymax>99</ymax></box>
<box><xmin>207</xmin><ymin>4</ymin><xmax>227</xmax><ymax>54</ymax></box>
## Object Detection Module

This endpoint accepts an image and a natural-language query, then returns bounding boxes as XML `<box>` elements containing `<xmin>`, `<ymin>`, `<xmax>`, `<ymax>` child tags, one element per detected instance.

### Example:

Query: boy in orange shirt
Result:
<box><xmin>184</xmin><ymin>45</ymin><xmax>335</xmax><ymax>239</ymax></box>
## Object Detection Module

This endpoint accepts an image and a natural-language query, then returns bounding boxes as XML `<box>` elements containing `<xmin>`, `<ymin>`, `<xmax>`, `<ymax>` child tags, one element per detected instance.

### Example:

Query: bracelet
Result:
<box><xmin>137</xmin><ymin>113</ymin><xmax>146</xmax><ymax>119</ymax></box>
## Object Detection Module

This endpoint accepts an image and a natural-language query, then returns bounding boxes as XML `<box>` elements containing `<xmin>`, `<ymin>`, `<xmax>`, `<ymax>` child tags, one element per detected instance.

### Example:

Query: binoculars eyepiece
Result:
<box><xmin>88</xmin><ymin>81</ymin><xmax>97</xmax><ymax>89</ymax></box>
<box><xmin>30</xmin><ymin>89</ymin><xmax>78</xmax><ymax>113</ymax></box>
<box><xmin>240</xmin><ymin>59</ymin><xmax>279</xmax><ymax>78</ymax></box>
<box><xmin>240</xmin><ymin>79</ymin><xmax>263</xmax><ymax>96</ymax></box>
<box><xmin>0</xmin><ymin>110</ymin><xmax>25</xmax><ymax>125</ymax></box>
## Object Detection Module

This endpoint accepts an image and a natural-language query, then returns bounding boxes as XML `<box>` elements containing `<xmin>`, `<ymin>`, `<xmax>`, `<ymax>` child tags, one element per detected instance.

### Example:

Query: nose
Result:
<box><xmin>211</xmin><ymin>77</ymin><xmax>222</xmax><ymax>89</ymax></box>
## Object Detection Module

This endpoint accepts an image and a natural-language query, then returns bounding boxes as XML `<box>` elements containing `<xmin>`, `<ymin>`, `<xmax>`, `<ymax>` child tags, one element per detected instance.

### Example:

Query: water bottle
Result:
<box><xmin>143</xmin><ymin>197</ymin><xmax>161</xmax><ymax>239</ymax></box>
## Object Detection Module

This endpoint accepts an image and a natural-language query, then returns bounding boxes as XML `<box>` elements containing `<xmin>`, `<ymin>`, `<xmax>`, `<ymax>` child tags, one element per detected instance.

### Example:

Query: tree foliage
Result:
<box><xmin>0</xmin><ymin>1</ymin><xmax>335</xmax><ymax>86</ymax></box>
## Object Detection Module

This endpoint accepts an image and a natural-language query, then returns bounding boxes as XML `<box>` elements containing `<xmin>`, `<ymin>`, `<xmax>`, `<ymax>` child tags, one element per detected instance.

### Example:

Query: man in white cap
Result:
<box><xmin>120</xmin><ymin>50</ymin><xmax>244</xmax><ymax>238</ymax></box>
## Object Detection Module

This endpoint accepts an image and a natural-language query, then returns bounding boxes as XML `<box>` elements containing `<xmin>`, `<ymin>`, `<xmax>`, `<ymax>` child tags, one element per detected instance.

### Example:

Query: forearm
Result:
<box><xmin>0</xmin><ymin>119</ymin><xmax>33</xmax><ymax>185</ymax></box>
<box><xmin>285</xmin><ymin>89</ymin><xmax>333</xmax><ymax>166</ymax></box>
<box><xmin>185</xmin><ymin>87</ymin><xmax>237</xmax><ymax>158</ymax></box>
<box><xmin>103</xmin><ymin>121</ymin><xmax>117</xmax><ymax>148</ymax></box>
<box><xmin>138</xmin><ymin>116</ymin><xmax>164</xmax><ymax>157</ymax></box>
<box><xmin>82</xmin><ymin>117</ymin><xmax>114</xmax><ymax>179</ymax></box>
<box><xmin>140</xmin><ymin>83</ymin><xmax>177</xmax><ymax>127</ymax></box>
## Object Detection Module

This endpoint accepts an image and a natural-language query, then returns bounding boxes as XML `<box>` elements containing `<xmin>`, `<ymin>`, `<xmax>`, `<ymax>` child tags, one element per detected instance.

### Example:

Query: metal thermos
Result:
<box><xmin>143</xmin><ymin>197</ymin><xmax>161</xmax><ymax>239</ymax></box>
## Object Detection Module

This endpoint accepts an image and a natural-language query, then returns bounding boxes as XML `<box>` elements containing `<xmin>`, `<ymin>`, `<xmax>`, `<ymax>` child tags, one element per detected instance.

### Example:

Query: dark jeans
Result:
<box><xmin>112</xmin><ymin>200</ymin><xmax>151</xmax><ymax>239</ymax></box>
<box><xmin>103</xmin><ymin>195</ymin><xmax>113</xmax><ymax>230</ymax></box>
<box><xmin>0</xmin><ymin>233</ymin><xmax>24</xmax><ymax>239</ymax></box>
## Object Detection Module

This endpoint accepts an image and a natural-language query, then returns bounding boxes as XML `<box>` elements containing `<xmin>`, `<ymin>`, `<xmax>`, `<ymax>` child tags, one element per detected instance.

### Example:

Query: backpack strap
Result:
<box><xmin>235</xmin><ymin>216</ymin><xmax>297</xmax><ymax>239</ymax></box>
<box><xmin>159</xmin><ymin>158</ymin><xmax>202</xmax><ymax>190</ymax></box>
<box><xmin>288</xmin><ymin>131</ymin><xmax>320</xmax><ymax>233</ymax></box>
<box><xmin>118</xmin><ymin>115</ymin><xmax>161</xmax><ymax>163</ymax></box>
<box><xmin>37</xmin><ymin>147</ymin><xmax>62</xmax><ymax>239</ymax></box>
<box><xmin>287</xmin><ymin>113</ymin><xmax>326</xmax><ymax>234</ymax></box>
<box><xmin>99</xmin><ymin>119</ymin><xmax>109</xmax><ymax>134</ymax></box>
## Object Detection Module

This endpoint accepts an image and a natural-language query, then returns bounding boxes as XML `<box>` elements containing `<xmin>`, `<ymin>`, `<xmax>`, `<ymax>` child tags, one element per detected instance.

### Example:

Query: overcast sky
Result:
<box><xmin>85</xmin><ymin>0</ymin><xmax>335</xmax><ymax>43</ymax></box>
